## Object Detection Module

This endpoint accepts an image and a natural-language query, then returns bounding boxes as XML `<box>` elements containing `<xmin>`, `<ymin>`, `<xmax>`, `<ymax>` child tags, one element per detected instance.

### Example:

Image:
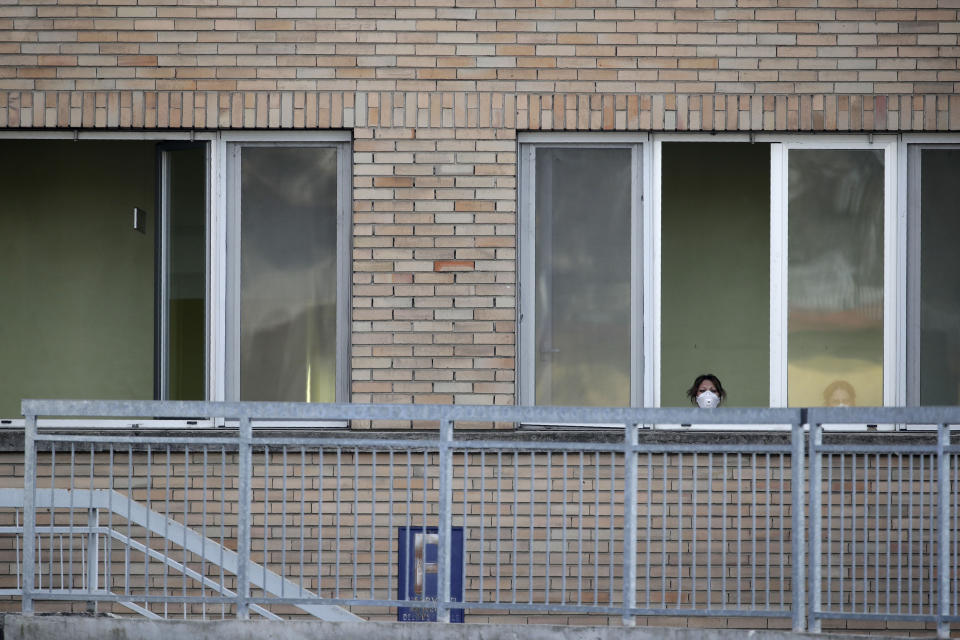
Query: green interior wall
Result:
<box><xmin>0</xmin><ymin>140</ymin><xmax>157</xmax><ymax>417</ymax></box>
<box><xmin>660</xmin><ymin>142</ymin><xmax>771</xmax><ymax>407</ymax></box>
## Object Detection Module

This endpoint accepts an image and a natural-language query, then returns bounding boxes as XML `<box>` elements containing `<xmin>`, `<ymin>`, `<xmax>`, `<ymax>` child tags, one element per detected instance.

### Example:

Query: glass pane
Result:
<box><xmin>165</xmin><ymin>147</ymin><xmax>206</xmax><ymax>400</ymax></box>
<box><xmin>788</xmin><ymin>148</ymin><xmax>884</xmax><ymax>407</ymax></box>
<box><xmin>534</xmin><ymin>147</ymin><xmax>631</xmax><ymax>406</ymax></box>
<box><xmin>240</xmin><ymin>146</ymin><xmax>338</xmax><ymax>402</ymax></box>
<box><xmin>919</xmin><ymin>149</ymin><xmax>960</xmax><ymax>405</ymax></box>
<box><xmin>660</xmin><ymin>143</ymin><xmax>770</xmax><ymax>407</ymax></box>
<box><xmin>0</xmin><ymin>140</ymin><xmax>157</xmax><ymax>416</ymax></box>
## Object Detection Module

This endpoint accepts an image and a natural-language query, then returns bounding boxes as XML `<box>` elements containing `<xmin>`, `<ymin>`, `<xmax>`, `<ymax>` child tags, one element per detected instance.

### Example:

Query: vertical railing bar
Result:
<box><xmin>803</xmin><ymin>420</ymin><xmax>816</xmax><ymax>634</ymax></box>
<box><xmin>677</xmin><ymin>452</ymin><xmax>683</xmax><ymax>610</ymax></box>
<box><xmin>370</xmin><ymin>449</ymin><xmax>376</xmax><ymax>601</ymax></box>
<box><xmin>645</xmin><ymin>451</ymin><xmax>652</xmax><ymax>609</ymax></box>
<box><xmin>827</xmin><ymin>452</ymin><xmax>833</xmax><ymax>611</ymax></box>
<box><xmin>885</xmin><ymin>451</ymin><xmax>892</xmax><ymax>615</ymax></box>
<box><xmin>404</xmin><ymin>450</ymin><xmax>411</xmax><ymax>604</ymax></box>
<box><xmin>920</xmin><ymin>453</ymin><xmax>926</xmax><ymax>615</ymax></box>
<box><xmin>388</xmin><ymin>449</ymin><xmax>394</xmax><ymax>601</ymax></box>
<box><xmin>318</xmin><ymin>446</ymin><xmax>325</xmax><ymax>599</ymax></box>
<box><xmin>594</xmin><ymin>452</ymin><xmax>600</xmax><ymax>606</ymax></box>
<box><xmin>219</xmin><ymin>445</ymin><xmax>226</xmax><ymax>619</ymax></box>
<box><xmin>839</xmin><ymin>452</ymin><xmax>845</xmax><ymax>613</ymax></box>
<box><xmin>355</xmin><ymin>446</ymin><xmax>362</xmax><ymax>600</ymax></box>
<box><xmin>862</xmin><ymin>453</ymin><xmax>871</xmax><ymax>615</ymax></box>
<box><xmin>722</xmin><ymin>452</ymin><xmax>727</xmax><ymax>611</ymax></box>
<box><xmin>778</xmin><ymin>452</ymin><xmax>785</xmax><ymax>609</ymax></box>
<box><xmin>421</xmin><ymin>445</ymin><xmax>428</xmax><ymax>606</ymax></box>
<box><xmin>937</xmin><ymin>423</ymin><xmax>951</xmax><ymax>639</ymax></box>
<box><xmin>751</xmin><ymin>452</ymin><xmax>757</xmax><ymax>610</ymax></box>
<box><xmin>436</xmin><ymin>418</ymin><xmax>454</xmax><ymax>623</ymax></box>
<box><xmin>263</xmin><ymin>445</ymin><xmax>270</xmax><ymax>600</ymax></box>
<box><xmin>463</xmin><ymin>449</ymin><xmax>470</xmax><ymax>603</ymax></box>
<box><xmin>124</xmin><ymin>445</ymin><xmax>132</xmax><ymax>598</ymax></box>
<box><xmin>202</xmin><ymin>447</ymin><xmax>209</xmax><ymax>619</ymax></box>
<box><xmin>692</xmin><ymin>452</ymin><xmax>697</xmax><ymax>610</ymax></box>
<box><xmin>897</xmin><ymin>452</ymin><xmax>903</xmax><ymax>615</ymax></box>
<box><xmin>661</xmin><ymin>453</ymin><xmax>667</xmax><ymax>609</ymax></box>
<box><xmin>908</xmin><ymin>452</ymin><xmax>914</xmax><ymax>614</ymax></box>
<box><xmin>300</xmin><ymin>447</ymin><xmax>306</xmax><ymax>600</ymax></box>
<box><xmin>529</xmin><ymin>450</ymin><xmax>535</xmax><ymax>605</ymax></box>
<box><xmin>513</xmin><ymin>450</ymin><xmax>519</xmax><ymax>606</ymax></box>
<box><xmin>609</xmin><ymin>451</ymin><xmax>615</xmax><ymax>607</ymax></box>
<box><xmin>736</xmin><ymin>451</ymin><xmax>742</xmax><ymax>610</ymax></box>
<box><xmin>498</xmin><ymin>449</ymin><xmax>504</xmax><ymax>605</ymax></box>
<box><xmin>561</xmin><ymin>450</ymin><xmax>567</xmax><ymax>606</ymax></box>
<box><xmin>543</xmin><ymin>450</ymin><xmax>549</xmax><ymax>606</ymax></box>
<box><xmin>87</xmin><ymin>443</ymin><xmax>97</xmax><ymax>605</ymax></box>
<box><xmin>707</xmin><ymin>452</ymin><xmax>713</xmax><ymax>611</ymax></box>
<box><xmin>48</xmin><ymin>445</ymin><xmax>56</xmax><ymax>595</ymax></box>
<box><xmin>164</xmin><ymin>445</ymin><xmax>172</xmax><ymax>618</ymax></box>
<box><xmin>764</xmin><ymin>452</ymin><xmax>771</xmax><ymax>609</ymax></box>
<box><xmin>22</xmin><ymin>411</ymin><xmax>36</xmax><ymax>615</ymax></box>
<box><xmin>335</xmin><ymin>447</ymin><xmax>342</xmax><ymax>599</ymax></box>
<box><xmin>69</xmin><ymin>443</ymin><xmax>76</xmax><ymax>596</ymax></box>
<box><xmin>480</xmin><ymin>450</ymin><xmax>486</xmax><ymax>604</ymax></box>
<box><xmin>577</xmin><ymin>451</ymin><xmax>584</xmax><ymax>605</ymax></box>
<box><xmin>80</xmin><ymin>528</ymin><xmax>86</xmax><ymax>596</ymax></box>
<box><xmin>622</xmin><ymin>423</ymin><xmax>638</xmax><ymax>627</ymax></box>
<box><xmin>926</xmin><ymin>452</ymin><xmax>934</xmax><ymax>615</ymax></box>
<box><xmin>281</xmin><ymin>446</ymin><xmax>288</xmax><ymax>599</ymax></box>
<box><xmin>852</xmin><ymin>453</ymin><xmax>858</xmax><ymax>613</ymax></box>
<box><xmin>146</xmin><ymin>444</ymin><xmax>153</xmax><ymax>606</ymax></box>
<box><xmin>182</xmin><ymin>445</ymin><xmax>189</xmax><ymax>618</ymax></box>
<box><xmin>874</xmin><ymin>451</ymin><xmax>880</xmax><ymax>613</ymax></box>
<box><xmin>16</xmin><ymin>510</ymin><xmax>21</xmax><ymax>591</ymax></box>
<box><xmin>236</xmin><ymin>414</ymin><xmax>253</xmax><ymax>620</ymax></box>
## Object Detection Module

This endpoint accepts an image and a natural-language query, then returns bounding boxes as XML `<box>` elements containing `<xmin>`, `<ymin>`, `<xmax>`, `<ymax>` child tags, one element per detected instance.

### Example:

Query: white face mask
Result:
<box><xmin>697</xmin><ymin>390</ymin><xmax>720</xmax><ymax>409</ymax></box>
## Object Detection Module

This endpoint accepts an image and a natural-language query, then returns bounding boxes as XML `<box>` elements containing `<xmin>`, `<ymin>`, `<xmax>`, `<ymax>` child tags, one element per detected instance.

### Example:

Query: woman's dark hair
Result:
<box><xmin>686</xmin><ymin>374</ymin><xmax>726</xmax><ymax>406</ymax></box>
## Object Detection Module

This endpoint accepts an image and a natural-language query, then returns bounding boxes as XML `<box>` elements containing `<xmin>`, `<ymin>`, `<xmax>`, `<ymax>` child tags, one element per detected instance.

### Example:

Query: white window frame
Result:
<box><xmin>901</xmin><ymin>134</ymin><xmax>960</xmax><ymax>407</ymax></box>
<box><xmin>520</xmin><ymin>133</ymin><xmax>905</xmax><ymax>416</ymax></box>
<box><xmin>0</xmin><ymin>130</ymin><xmax>351</xmax><ymax>426</ymax></box>
<box><xmin>517</xmin><ymin>133</ymin><xmax>650</xmax><ymax>412</ymax></box>
<box><xmin>219</xmin><ymin>132</ymin><xmax>352</xmax><ymax>405</ymax></box>
<box><xmin>765</xmin><ymin>135</ymin><xmax>899</xmax><ymax>408</ymax></box>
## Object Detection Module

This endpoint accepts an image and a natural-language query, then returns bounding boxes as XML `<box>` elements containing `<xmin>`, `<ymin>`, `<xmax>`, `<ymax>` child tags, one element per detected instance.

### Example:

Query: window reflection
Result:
<box><xmin>240</xmin><ymin>146</ymin><xmax>338</xmax><ymax>402</ymax></box>
<box><xmin>788</xmin><ymin>149</ymin><xmax>884</xmax><ymax>407</ymax></box>
<box><xmin>534</xmin><ymin>148</ymin><xmax>632</xmax><ymax>406</ymax></box>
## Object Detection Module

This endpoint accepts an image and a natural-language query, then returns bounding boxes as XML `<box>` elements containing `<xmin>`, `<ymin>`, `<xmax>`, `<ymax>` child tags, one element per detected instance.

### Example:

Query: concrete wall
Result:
<box><xmin>0</xmin><ymin>615</ymin><xmax>915</xmax><ymax>640</ymax></box>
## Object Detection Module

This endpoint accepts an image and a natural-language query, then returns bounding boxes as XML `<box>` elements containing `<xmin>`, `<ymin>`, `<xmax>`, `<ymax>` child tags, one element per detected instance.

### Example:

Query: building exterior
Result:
<box><xmin>2</xmin><ymin>0</ymin><xmax>960</xmax><ymax>413</ymax></box>
<box><xmin>1</xmin><ymin>0</ymin><xmax>960</xmax><ymax>634</ymax></box>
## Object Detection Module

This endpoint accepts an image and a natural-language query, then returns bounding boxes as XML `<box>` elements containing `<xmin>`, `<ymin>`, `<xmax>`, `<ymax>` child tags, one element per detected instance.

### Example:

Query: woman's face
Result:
<box><xmin>697</xmin><ymin>379</ymin><xmax>718</xmax><ymax>396</ymax></box>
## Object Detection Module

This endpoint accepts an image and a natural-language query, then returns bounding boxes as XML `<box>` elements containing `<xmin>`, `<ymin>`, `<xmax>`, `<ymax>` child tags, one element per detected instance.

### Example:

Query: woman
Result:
<box><xmin>686</xmin><ymin>373</ymin><xmax>726</xmax><ymax>409</ymax></box>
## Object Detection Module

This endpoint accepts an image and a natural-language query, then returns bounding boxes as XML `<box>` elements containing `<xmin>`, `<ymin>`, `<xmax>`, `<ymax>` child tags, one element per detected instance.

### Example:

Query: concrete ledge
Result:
<box><xmin>0</xmin><ymin>615</ymin><xmax>914</xmax><ymax>640</ymax></box>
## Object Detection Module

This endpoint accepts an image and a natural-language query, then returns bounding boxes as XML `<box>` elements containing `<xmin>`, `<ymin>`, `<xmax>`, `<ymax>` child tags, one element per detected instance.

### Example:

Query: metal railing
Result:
<box><xmin>7</xmin><ymin>400</ymin><xmax>960</xmax><ymax>636</ymax></box>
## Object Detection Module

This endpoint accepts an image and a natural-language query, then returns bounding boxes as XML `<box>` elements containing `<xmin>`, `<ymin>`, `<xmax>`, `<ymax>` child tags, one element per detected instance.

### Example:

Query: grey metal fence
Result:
<box><xmin>7</xmin><ymin>400</ymin><xmax>960</xmax><ymax>637</ymax></box>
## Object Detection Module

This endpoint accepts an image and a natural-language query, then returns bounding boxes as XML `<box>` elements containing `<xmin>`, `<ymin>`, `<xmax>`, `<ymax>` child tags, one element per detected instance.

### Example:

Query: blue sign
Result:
<box><xmin>397</xmin><ymin>526</ymin><xmax>464</xmax><ymax>622</ymax></box>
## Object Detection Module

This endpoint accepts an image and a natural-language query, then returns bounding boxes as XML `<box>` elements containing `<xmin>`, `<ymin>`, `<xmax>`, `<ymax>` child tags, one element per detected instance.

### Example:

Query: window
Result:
<box><xmin>0</xmin><ymin>132</ymin><xmax>350</xmax><ymax>418</ymax></box>
<box><xmin>520</xmin><ymin>134</ymin><xmax>903</xmax><ymax>410</ymax></box>
<box><xmin>907</xmin><ymin>143</ymin><xmax>960</xmax><ymax>406</ymax></box>
<box><xmin>225</xmin><ymin>141</ymin><xmax>350</xmax><ymax>403</ymax></box>
<box><xmin>519</xmin><ymin>142</ymin><xmax>643</xmax><ymax>407</ymax></box>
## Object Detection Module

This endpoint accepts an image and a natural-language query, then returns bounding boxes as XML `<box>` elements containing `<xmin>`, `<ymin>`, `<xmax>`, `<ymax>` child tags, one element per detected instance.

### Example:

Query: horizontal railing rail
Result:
<box><xmin>9</xmin><ymin>400</ymin><xmax>960</xmax><ymax>637</ymax></box>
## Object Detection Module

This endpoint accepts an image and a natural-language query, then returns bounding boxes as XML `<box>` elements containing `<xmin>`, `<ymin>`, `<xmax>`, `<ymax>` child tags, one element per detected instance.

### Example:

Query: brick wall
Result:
<box><xmin>2</xmin><ymin>1</ymin><xmax>960</xmax><ymax>405</ymax></box>
<box><xmin>0</xmin><ymin>446</ymin><xmax>946</xmax><ymax>633</ymax></box>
